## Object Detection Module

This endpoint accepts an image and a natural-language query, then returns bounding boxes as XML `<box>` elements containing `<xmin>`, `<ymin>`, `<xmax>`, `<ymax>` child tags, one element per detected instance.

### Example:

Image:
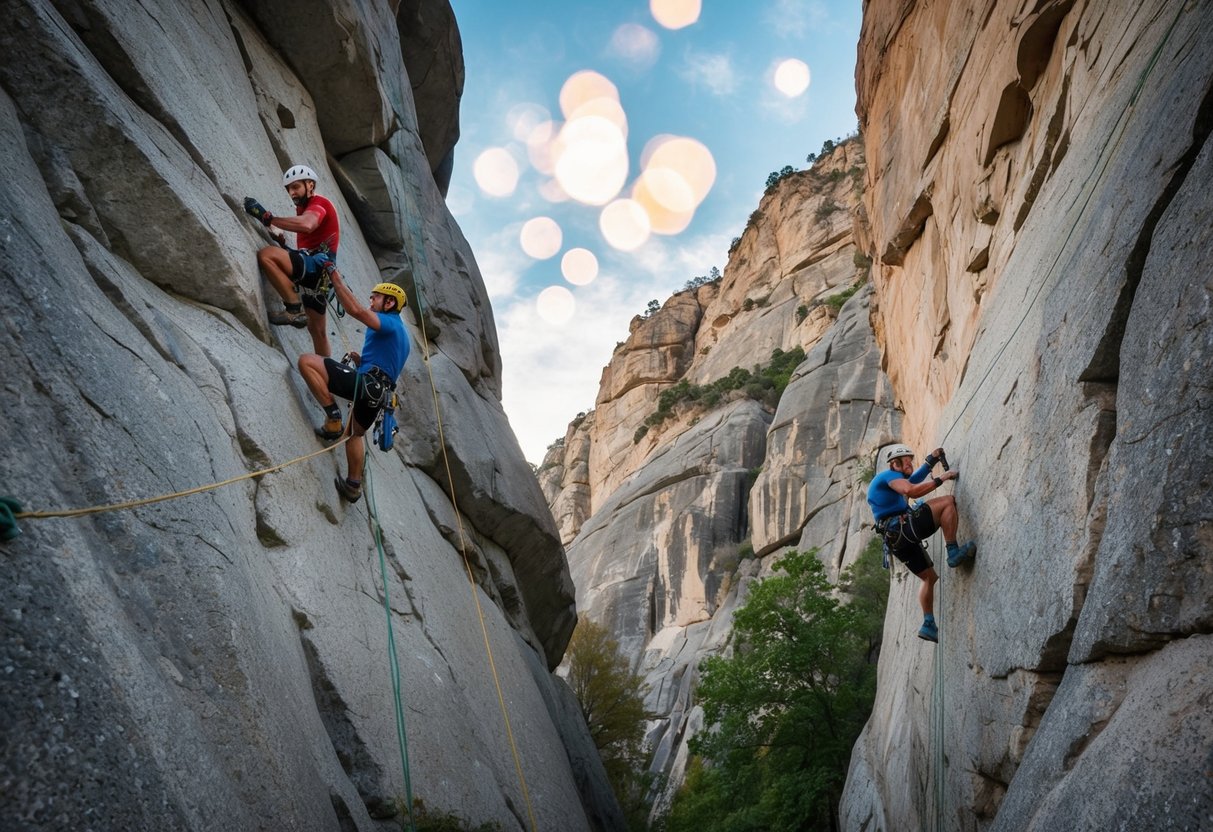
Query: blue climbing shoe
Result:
<box><xmin>918</xmin><ymin>617</ymin><xmax>939</xmax><ymax>643</ymax></box>
<box><xmin>947</xmin><ymin>541</ymin><xmax>976</xmax><ymax>568</ymax></box>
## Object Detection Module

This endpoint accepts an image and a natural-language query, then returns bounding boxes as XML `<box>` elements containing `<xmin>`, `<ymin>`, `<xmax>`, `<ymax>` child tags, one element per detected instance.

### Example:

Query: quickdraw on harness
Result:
<box><xmin>344</xmin><ymin>358</ymin><xmax>398</xmax><ymax>453</ymax></box>
<box><xmin>374</xmin><ymin>391</ymin><xmax>398</xmax><ymax>452</ymax></box>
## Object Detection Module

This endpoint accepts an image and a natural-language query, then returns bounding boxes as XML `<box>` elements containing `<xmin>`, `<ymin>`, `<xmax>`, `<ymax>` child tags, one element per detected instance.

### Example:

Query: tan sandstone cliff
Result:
<box><xmin>842</xmin><ymin>0</ymin><xmax>1213</xmax><ymax>829</ymax></box>
<box><xmin>543</xmin><ymin>0</ymin><xmax>1213</xmax><ymax>828</ymax></box>
<box><xmin>0</xmin><ymin>2</ymin><xmax>621</xmax><ymax>830</ymax></box>
<box><xmin>539</xmin><ymin>140</ymin><xmax>901</xmax><ymax>816</ymax></box>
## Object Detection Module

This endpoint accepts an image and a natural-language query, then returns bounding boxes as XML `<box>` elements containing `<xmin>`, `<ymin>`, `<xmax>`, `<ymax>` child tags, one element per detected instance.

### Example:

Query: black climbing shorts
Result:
<box><xmin>323</xmin><ymin>358</ymin><xmax>388</xmax><ymax>431</ymax></box>
<box><xmin>288</xmin><ymin>249</ymin><xmax>333</xmax><ymax>314</ymax></box>
<box><xmin>888</xmin><ymin>503</ymin><xmax>937</xmax><ymax>574</ymax></box>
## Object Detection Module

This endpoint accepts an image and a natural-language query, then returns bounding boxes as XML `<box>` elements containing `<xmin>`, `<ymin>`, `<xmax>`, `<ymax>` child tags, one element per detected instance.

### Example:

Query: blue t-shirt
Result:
<box><xmin>867</xmin><ymin>463</ymin><xmax>932</xmax><ymax>520</ymax></box>
<box><xmin>359</xmin><ymin>312</ymin><xmax>410</xmax><ymax>382</ymax></box>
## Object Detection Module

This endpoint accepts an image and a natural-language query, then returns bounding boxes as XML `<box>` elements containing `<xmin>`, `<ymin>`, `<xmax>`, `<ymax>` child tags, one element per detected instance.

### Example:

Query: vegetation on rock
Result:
<box><xmin>633</xmin><ymin>347</ymin><xmax>806</xmax><ymax>443</ymax></box>
<box><xmin>662</xmin><ymin>543</ymin><xmax>887</xmax><ymax>831</ymax></box>
<box><xmin>565</xmin><ymin>619</ymin><xmax>653</xmax><ymax>829</ymax></box>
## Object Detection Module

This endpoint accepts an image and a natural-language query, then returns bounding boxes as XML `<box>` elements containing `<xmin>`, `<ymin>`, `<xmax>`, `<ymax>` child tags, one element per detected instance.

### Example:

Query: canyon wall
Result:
<box><xmin>539</xmin><ymin>142</ymin><xmax>899</xmax><ymax>815</ymax></box>
<box><xmin>0</xmin><ymin>1</ymin><xmax>620</xmax><ymax>830</ymax></box>
<box><xmin>842</xmin><ymin>0</ymin><xmax>1213</xmax><ymax>829</ymax></box>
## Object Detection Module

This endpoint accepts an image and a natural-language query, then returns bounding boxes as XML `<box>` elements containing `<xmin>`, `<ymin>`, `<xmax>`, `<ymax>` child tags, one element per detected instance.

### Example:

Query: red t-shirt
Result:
<box><xmin>296</xmin><ymin>194</ymin><xmax>340</xmax><ymax>254</ymax></box>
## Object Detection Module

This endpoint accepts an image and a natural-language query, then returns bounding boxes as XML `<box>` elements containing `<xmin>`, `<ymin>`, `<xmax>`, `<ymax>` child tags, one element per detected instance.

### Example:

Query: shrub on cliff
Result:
<box><xmin>633</xmin><ymin>348</ymin><xmax>806</xmax><ymax>442</ymax></box>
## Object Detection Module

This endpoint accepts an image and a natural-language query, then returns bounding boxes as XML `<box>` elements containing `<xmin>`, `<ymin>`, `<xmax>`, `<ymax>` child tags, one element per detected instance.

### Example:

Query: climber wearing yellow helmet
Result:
<box><xmin>297</xmin><ymin>268</ymin><xmax>411</xmax><ymax>503</ymax></box>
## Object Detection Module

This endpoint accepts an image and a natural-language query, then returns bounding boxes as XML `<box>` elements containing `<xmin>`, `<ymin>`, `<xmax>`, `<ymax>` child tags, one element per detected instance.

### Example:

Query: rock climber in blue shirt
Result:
<box><xmin>867</xmin><ymin>443</ymin><xmax>976</xmax><ymax>642</ymax></box>
<box><xmin>298</xmin><ymin>267</ymin><xmax>411</xmax><ymax>504</ymax></box>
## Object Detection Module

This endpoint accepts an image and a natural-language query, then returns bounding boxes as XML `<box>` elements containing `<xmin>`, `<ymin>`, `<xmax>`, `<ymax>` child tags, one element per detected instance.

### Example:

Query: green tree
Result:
<box><xmin>645</xmin><ymin>299</ymin><xmax>661</xmax><ymax>317</ymax></box>
<box><xmin>566</xmin><ymin>618</ymin><xmax>652</xmax><ymax>827</ymax></box>
<box><xmin>663</xmin><ymin>546</ymin><xmax>886</xmax><ymax>832</ymax></box>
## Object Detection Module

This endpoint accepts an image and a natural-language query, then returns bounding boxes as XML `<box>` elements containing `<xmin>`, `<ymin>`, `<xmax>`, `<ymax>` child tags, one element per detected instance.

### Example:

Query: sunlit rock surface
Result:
<box><xmin>841</xmin><ymin>1</ymin><xmax>1213</xmax><ymax>829</ymax></box>
<box><xmin>541</xmin><ymin>144</ymin><xmax>892</xmax><ymax>814</ymax></box>
<box><xmin>0</xmin><ymin>1</ymin><xmax>618</xmax><ymax>829</ymax></box>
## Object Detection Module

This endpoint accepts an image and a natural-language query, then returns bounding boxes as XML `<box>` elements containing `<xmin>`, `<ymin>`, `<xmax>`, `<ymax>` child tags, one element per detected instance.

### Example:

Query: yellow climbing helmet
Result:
<box><xmin>371</xmin><ymin>282</ymin><xmax>407</xmax><ymax>312</ymax></box>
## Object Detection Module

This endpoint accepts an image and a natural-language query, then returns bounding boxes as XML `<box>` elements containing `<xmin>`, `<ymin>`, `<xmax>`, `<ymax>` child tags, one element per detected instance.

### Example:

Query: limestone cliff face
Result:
<box><xmin>541</xmin><ymin>142</ymin><xmax>899</xmax><ymax>813</ymax></box>
<box><xmin>0</xmin><ymin>2</ymin><xmax>619</xmax><ymax>830</ymax></box>
<box><xmin>842</xmin><ymin>1</ymin><xmax>1213</xmax><ymax>830</ymax></box>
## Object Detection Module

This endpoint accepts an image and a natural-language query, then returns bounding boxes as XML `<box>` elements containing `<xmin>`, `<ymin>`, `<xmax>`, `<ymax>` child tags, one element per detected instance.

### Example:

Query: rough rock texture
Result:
<box><xmin>397</xmin><ymin>0</ymin><xmax>465</xmax><ymax>193</ymax></box>
<box><xmin>841</xmin><ymin>1</ymin><xmax>1213</xmax><ymax>829</ymax></box>
<box><xmin>0</xmin><ymin>1</ymin><xmax>616</xmax><ymax>830</ymax></box>
<box><xmin>542</xmin><ymin>142</ymin><xmax>903</xmax><ymax>812</ymax></box>
<box><xmin>751</xmin><ymin>284</ymin><xmax>900</xmax><ymax>577</ymax></box>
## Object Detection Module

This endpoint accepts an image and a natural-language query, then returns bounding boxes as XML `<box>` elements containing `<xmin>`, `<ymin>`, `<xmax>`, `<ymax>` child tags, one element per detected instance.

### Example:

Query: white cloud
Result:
<box><xmin>475</xmin><ymin>223</ymin><xmax>529</xmax><ymax>300</ymax></box>
<box><xmin>495</xmin><ymin>230</ymin><xmax>734</xmax><ymax>464</ymax></box>
<box><xmin>628</xmin><ymin>230</ymin><xmax>732</xmax><ymax>290</ymax></box>
<box><xmin>760</xmin><ymin>88</ymin><xmax>811</xmax><ymax>123</ymax></box>
<box><xmin>498</xmin><ymin>274</ymin><xmax>652</xmax><ymax>463</ymax></box>
<box><xmin>765</xmin><ymin>0</ymin><xmax>829</xmax><ymax>38</ymax></box>
<box><xmin>678</xmin><ymin>50</ymin><xmax>739</xmax><ymax>96</ymax></box>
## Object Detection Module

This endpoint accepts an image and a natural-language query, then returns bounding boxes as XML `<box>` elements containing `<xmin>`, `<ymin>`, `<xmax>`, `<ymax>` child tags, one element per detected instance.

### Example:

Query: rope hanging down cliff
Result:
<box><xmin>399</xmin><ymin>178</ymin><xmax>540</xmax><ymax>832</ymax></box>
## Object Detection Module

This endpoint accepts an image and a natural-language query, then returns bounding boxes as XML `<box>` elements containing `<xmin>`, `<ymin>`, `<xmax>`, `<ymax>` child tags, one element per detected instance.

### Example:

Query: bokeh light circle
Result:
<box><xmin>610</xmin><ymin>23</ymin><xmax>660</xmax><ymax>68</ymax></box>
<box><xmin>507</xmin><ymin>102</ymin><xmax>551</xmax><ymax>142</ymax></box>
<box><xmin>774</xmin><ymin>59</ymin><xmax>811</xmax><ymax>97</ymax></box>
<box><xmin>566</xmin><ymin>97</ymin><xmax>629</xmax><ymax>139</ymax></box>
<box><xmin>536</xmin><ymin>285</ymin><xmax>576</xmax><ymax>325</ymax></box>
<box><xmin>472</xmin><ymin>147</ymin><xmax>519</xmax><ymax>197</ymax></box>
<box><xmin>650</xmin><ymin>0</ymin><xmax>701</xmax><ymax>30</ymax></box>
<box><xmin>559</xmin><ymin>70</ymin><xmax>620</xmax><ymax>118</ymax></box>
<box><xmin>645</xmin><ymin>136</ymin><xmax>716</xmax><ymax>205</ymax></box>
<box><xmin>525</xmin><ymin>120</ymin><xmax>560</xmax><ymax>175</ymax></box>
<box><xmin>538</xmin><ymin>178</ymin><xmax>570</xmax><ymax>203</ymax></box>
<box><xmin>632</xmin><ymin>168</ymin><xmax>696</xmax><ymax>235</ymax></box>
<box><xmin>519</xmin><ymin>216</ymin><xmax>563</xmax><ymax>259</ymax></box>
<box><xmin>554</xmin><ymin>115</ymin><xmax>629</xmax><ymax>206</ymax></box>
<box><xmin>600</xmin><ymin>199</ymin><xmax>651</xmax><ymax>251</ymax></box>
<box><xmin>561</xmin><ymin>248</ymin><xmax>599</xmax><ymax>286</ymax></box>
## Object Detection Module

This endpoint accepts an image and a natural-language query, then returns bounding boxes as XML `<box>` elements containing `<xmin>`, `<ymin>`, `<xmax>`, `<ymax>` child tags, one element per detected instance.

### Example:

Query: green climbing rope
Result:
<box><xmin>362</xmin><ymin>444</ymin><xmax>418</xmax><ymax>832</ymax></box>
<box><xmin>939</xmin><ymin>1</ymin><xmax>1188</xmax><ymax>449</ymax></box>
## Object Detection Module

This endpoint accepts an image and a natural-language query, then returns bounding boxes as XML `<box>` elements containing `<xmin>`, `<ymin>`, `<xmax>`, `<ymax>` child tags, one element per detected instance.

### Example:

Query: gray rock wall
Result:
<box><xmin>548</xmin><ymin>142</ymin><xmax>901</xmax><ymax>813</ymax></box>
<box><xmin>842</xmin><ymin>0</ymin><xmax>1213</xmax><ymax>829</ymax></box>
<box><xmin>0</xmin><ymin>1</ymin><xmax>613</xmax><ymax>829</ymax></box>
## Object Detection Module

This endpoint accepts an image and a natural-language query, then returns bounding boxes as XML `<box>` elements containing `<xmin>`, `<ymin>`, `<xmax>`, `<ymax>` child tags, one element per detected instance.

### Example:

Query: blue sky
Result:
<box><xmin>446</xmin><ymin>0</ymin><xmax>861</xmax><ymax>463</ymax></box>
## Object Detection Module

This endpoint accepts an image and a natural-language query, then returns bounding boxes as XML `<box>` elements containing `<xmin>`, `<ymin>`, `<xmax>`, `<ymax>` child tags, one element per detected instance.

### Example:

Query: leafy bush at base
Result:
<box><xmin>661</xmin><ymin>543</ymin><xmax>887</xmax><ymax>831</ymax></box>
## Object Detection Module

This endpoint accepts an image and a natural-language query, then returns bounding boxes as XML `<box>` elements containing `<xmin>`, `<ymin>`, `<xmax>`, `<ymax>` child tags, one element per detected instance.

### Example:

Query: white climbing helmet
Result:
<box><xmin>879</xmin><ymin>443</ymin><xmax>914</xmax><ymax>468</ymax></box>
<box><xmin>282</xmin><ymin>164</ymin><xmax>318</xmax><ymax>187</ymax></box>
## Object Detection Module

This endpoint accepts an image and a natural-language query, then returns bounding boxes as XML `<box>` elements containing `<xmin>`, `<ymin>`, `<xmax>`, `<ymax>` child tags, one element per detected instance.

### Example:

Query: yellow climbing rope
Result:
<box><xmin>12</xmin><ymin>436</ymin><xmax>350</xmax><ymax>521</ymax></box>
<box><xmin>404</xmin><ymin>213</ymin><xmax>540</xmax><ymax>830</ymax></box>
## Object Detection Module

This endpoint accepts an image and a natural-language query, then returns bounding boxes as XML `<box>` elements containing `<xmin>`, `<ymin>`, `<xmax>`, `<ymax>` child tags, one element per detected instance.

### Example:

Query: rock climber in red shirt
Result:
<box><xmin>244</xmin><ymin>164</ymin><xmax>341</xmax><ymax>356</ymax></box>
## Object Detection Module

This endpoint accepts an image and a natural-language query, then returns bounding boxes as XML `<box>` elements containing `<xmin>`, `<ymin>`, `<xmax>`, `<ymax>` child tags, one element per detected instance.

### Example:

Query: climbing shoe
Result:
<box><xmin>947</xmin><ymin>541</ymin><xmax>977</xmax><ymax>568</ymax></box>
<box><xmin>268</xmin><ymin>307</ymin><xmax>307</xmax><ymax>328</ymax></box>
<box><xmin>314</xmin><ymin>416</ymin><xmax>344</xmax><ymax>442</ymax></box>
<box><xmin>334</xmin><ymin>477</ymin><xmax>362</xmax><ymax>503</ymax></box>
<box><xmin>918</xmin><ymin>617</ymin><xmax>939</xmax><ymax>643</ymax></box>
